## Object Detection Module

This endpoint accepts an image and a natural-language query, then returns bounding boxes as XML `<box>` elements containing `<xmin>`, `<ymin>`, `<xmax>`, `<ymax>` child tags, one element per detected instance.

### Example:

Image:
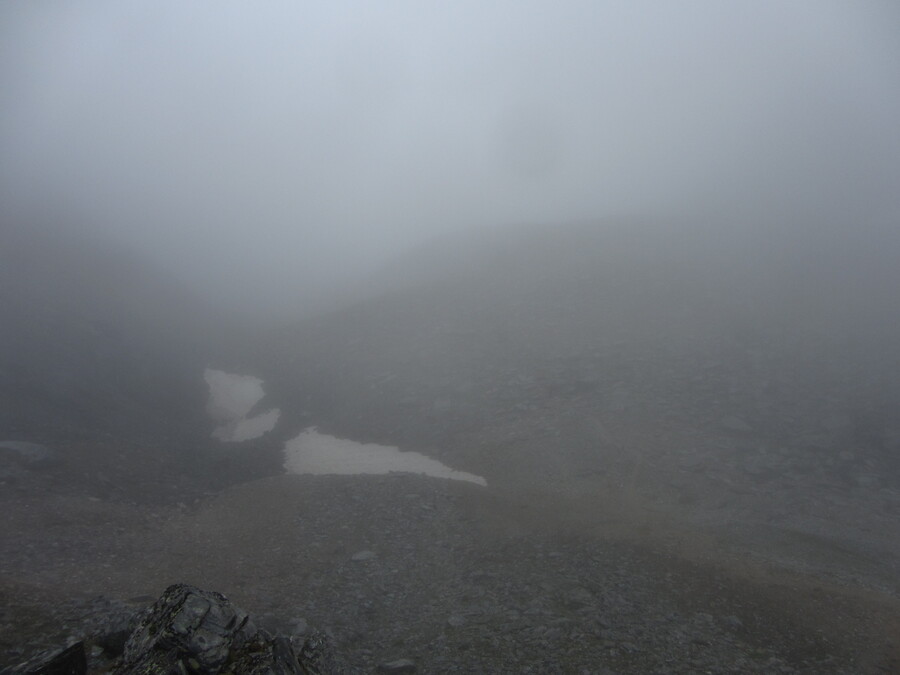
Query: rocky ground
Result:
<box><xmin>1</xmin><ymin>431</ymin><xmax>898</xmax><ymax>673</ymax></box>
<box><xmin>2</xmin><ymin>220</ymin><xmax>899</xmax><ymax>672</ymax></box>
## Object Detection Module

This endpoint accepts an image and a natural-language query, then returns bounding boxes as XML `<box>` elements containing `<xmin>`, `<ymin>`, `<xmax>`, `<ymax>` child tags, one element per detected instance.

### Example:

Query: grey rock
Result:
<box><xmin>111</xmin><ymin>584</ymin><xmax>338</xmax><ymax>674</ymax></box>
<box><xmin>91</xmin><ymin>617</ymin><xmax>133</xmax><ymax>659</ymax></box>
<box><xmin>446</xmin><ymin>614</ymin><xmax>466</xmax><ymax>628</ymax></box>
<box><xmin>351</xmin><ymin>550</ymin><xmax>376</xmax><ymax>561</ymax></box>
<box><xmin>295</xmin><ymin>629</ymin><xmax>338</xmax><ymax>675</ymax></box>
<box><xmin>228</xmin><ymin>633</ymin><xmax>305</xmax><ymax>675</ymax></box>
<box><xmin>6</xmin><ymin>641</ymin><xmax>86</xmax><ymax>675</ymax></box>
<box><xmin>377</xmin><ymin>658</ymin><xmax>417</xmax><ymax>673</ymax></box>
<box><xmin>117</xmin><ymin>584</ymin><xmax>257</xmax><ymax>673</ymax></box>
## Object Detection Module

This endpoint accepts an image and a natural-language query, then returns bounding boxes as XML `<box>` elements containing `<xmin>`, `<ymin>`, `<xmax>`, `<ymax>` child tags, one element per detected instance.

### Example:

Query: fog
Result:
<box><xmin>3</xmin><ymin>1</ymin><xmax>899</xmax><ymax>316</ymax></box>
<box><xmin>4</xmin><ymin>3</ymin><xmax>900</xmax><ymax>671</ymax></box>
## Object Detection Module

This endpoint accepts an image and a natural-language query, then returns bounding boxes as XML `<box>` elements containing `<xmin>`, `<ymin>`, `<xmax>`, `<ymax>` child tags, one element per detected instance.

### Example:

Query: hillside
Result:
<box><xmin>0</xmin><ymin>218</ymin><xmax>231</xmax><ymax>440</ymax></box>
<box><xmin>260</xmin><ymin>218</ymin><xmax>900</xmax><ymax>478</ymax></box>
<box><xmin>2</xmin><ymin>216</ymin><xmax>899</xmax><ymax>673</ymax></box>
<box><xmin>255</xmin><ymin>217</ymin><xmax>900</xmax><ymax>593</ymax></box>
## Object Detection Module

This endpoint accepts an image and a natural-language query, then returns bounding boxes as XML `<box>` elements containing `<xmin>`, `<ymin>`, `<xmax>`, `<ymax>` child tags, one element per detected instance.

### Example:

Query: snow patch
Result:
<box><xmin>284</xmin><ymin>428</ymin><xmax>487</xmax><ymax>486</ymax></box>
<box><xmin>204</xmin><ymin>369</ymin><xmax>280</xmax><ymax>442</ymax></box>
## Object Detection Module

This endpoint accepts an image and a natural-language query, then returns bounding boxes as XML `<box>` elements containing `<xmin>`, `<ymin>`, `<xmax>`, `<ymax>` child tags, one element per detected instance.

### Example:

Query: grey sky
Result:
<box><xmin>2</xmin><ymin>1</ymin><xmax>899</xmax><ymax>315</ymax></box>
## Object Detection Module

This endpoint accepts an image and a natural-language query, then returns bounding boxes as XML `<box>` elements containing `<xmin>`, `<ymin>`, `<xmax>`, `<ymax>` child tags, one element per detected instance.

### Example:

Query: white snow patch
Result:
<box><xmin>204</xmin><ymin>369</ymin><xmax>279</xmax><ymax>442</ymax></box>
<box><xmin>284</xmin><ymin>428</ymin><xmax>487</xmax><ymax>486</ymax></box>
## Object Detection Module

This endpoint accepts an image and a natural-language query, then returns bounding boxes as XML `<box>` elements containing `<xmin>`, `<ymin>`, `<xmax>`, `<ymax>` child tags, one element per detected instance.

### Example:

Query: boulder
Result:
<box><xmin>5</xmin><ymin>642</ymin><xmax>86</xmax><ymax>675</ymax></box>
<box><xmin>112</xmin><ymin>584</ymin><xmax>337</xmax><ymax>674</ymax></box>
<box><xmin>5</xmin><ymin>584</ymin><xmax>339</xmax><ymax>674</ymax></box>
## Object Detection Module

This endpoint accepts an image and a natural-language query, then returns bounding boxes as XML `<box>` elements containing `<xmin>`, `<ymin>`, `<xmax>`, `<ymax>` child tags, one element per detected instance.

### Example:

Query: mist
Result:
<box><xmin>3</xmin><ymin>3</ymin><xmax>900</xmax><ymax>672</ymax></box>
<box><xmin>3</xmin><ymin>0</ymin><xmax>899</xmax><ymax>317</ymax></box>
